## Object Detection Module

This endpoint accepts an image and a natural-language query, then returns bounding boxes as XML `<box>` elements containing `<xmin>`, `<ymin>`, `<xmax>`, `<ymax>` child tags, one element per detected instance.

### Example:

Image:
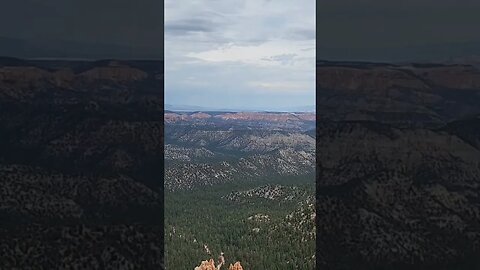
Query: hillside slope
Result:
<box><xmin>316</xmin><ymin>61</ymin><xmax>480</xmax><ymax>269</ymax></box>
<box><xmin>0</xmin><ymin>58</ymin><xmax>164</xmax><ymax>268</ymax></box>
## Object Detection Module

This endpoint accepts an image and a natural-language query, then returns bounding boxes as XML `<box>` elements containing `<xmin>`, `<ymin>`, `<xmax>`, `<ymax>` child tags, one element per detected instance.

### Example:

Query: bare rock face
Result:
<box><xmin>193</xmin><ymin>258</ymin><xmax>243</xmax><ymax>270</ymax></box>
<box><xmin>194</xmin><ymin>259</ymin><xmax>216</xmax><ymax>270</ymax></box>
<box><xmin>228</xmin><ymin>262</ymin><xmax>244</xmax><ymax>270</ymax></box>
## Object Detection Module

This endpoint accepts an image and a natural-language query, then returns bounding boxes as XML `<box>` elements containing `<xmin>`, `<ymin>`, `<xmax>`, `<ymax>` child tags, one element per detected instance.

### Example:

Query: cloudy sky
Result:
<box><xmin>165</xmin><ymin>0</ymin><xmax>315</xmax><ymax>111</ymax></box>
<box><xmin>0</xmin><ymin>0</ymin><xmax>163</xmax><ymax>59</ymax></box>
<box><xmin>2</xmin><ymin>0</ymin><xmax>478</xmax><ymax>62</ymax></box>
<box><xmin>317</xmin><ymin>0</ymin><xmax>480</xmax><ymax>62</ymax></box>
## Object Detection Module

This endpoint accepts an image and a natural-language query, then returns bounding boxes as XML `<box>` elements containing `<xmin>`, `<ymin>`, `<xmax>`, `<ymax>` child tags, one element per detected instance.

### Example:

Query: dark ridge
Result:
<box><xmin>409</xmin><ymin>63</ymin><xmax>469</xmax><ymax>68</ymax></box>
<box><xmin>0</xmin><ymin>56</ymin><xmax>32</xmax><ymax>67</ymax></box>
<box><xmin>316</xmin><ymin>59</ymin><xmax>396</xmax><ymax>68</ymax></box>
<box><xmin>316</xmin><ymin>59</ymin><xmax>472</xmax><ymax>69</ymax></box>
<box><xmin>0</xmin><ymin>58</ymin><xmax>165</xmax><ymax>74</ymax></box>
<box><xmin>317</xmin><ymin>120</ymin><xmax>398</xmax><ymax>140</ymax></box>
<box><xmin>441</xmin><ymin>115</ymin><xmax>480</xmax><ymax>149</ymax></box>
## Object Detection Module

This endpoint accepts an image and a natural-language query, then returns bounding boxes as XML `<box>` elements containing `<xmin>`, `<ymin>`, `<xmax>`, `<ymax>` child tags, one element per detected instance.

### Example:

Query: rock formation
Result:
<box><xmin>228</xmin><ymin>262</ymin><xmax>244</xmax><ymax>270</ymax></box>
<box><xmin>194</xmin><ymin>259</ymin><xmax>243</xmax><ymax>270</ymax></box>
<box><xmin>194</xmin><ymin>259</ymin><xmax>216</xmax><ymax>270</ymax></box>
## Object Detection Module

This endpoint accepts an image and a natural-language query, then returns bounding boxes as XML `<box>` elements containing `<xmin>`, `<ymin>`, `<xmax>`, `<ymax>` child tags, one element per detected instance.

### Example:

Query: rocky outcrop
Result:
<box><xmin>194</xmin><ymin>259</ymin><xmax>243</xmax><ymax>270</ymax></box>
<box><xmin>228</xmin><ymin>262</ymin><xmax>244</xmax><ymax>270</ymax></box>
<box><xmin>195</xmin><ymin>259</ymin><xmax>216</xmax><ymax>270</ymax></box>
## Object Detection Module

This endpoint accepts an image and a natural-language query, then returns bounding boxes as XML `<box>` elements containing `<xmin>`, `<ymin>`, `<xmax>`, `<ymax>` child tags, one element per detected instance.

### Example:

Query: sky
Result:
<box><xmin>0</xmin><ymin>0</ymin><xmax>163</xmax><ymax>59</ymax></box>
<box><xmin>0</xmin><ymin>0</ymin><xmax>478</xmax><ymax>61</ymax></box>
<box><xmin>317</xmin><ymin>0</ymin><xmax>480</xmax><ymax>62</ymax></box>
<box><xmin>164</xmin><ymin>0</ymin><xmax>316</xmax><ymax>111</ymax></box>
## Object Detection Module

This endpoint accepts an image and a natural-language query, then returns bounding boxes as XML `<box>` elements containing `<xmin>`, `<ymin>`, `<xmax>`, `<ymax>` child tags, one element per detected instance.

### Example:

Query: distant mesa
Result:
<box><xmin>164</xmin><ymin>112</ymin><xmax>192</xmax><ymax>122</ymax></box>
<box><xmin>165</xmin><ymin>104</ymin><xmax>315</xmax><ymax>113</ymax></box>
<box><xmin>164</xmin><ymin>111</ymin><xmax>315</xmax><ymax>123</ymax></box>
<box><xmin>191</xmin><ymin>112</ymin><xmax>212</xmax><ymax>119</ymax></box>
<box><xmin>0</xmin><ymin>58</ymin><xmax>163</xmax><ymax>105</ymax></box>
<box><xmin>216</xmin><ymin>112</ymin><xmax>314</xmax><ymax>121</ymax></box>
<box><xmin>0</xmin><ymin>58</ymin><xmax>156</xmax><ymax>85</ymax></box>
<box><xmin>316</xmin><ymin>60</ymin><xmax>480</xmax><ymax>125</ymax></box>
<box><xmin>316</xmin><ymin>63</ymin><xmax>480</xmax><ymax>92</ymax></box>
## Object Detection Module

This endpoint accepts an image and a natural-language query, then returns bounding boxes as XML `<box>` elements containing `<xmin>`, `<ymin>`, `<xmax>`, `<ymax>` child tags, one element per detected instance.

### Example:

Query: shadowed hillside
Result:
<box><xmin>316</xmin><ymin>61</ymin><xmax>480</xmax><ymax>270</ymax></box>
<box><xmin>0</xmin><ymin>58</ymin><xmax>164</xmax><ymax>268</ymax></box>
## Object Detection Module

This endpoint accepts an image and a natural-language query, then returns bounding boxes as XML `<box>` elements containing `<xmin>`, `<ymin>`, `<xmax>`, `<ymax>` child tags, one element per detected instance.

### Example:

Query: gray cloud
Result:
<box><xmin>285</xmin><ymin>28</ymin><xmax>316</xmax><ymax>41</ymax></box>
<box><xmin>166</xmin><ymin>0</ymin><xmax>315</xmax><ymax>110</ymax></box>
<box><xmin>0</xmin><ymin>0</ymin><xmax>163</xmax><ymax>59</ymax></box>
<box><xmin>317</xmin><ymin>0</ymin><xmax>480</xmax><ymax>61</ymax></box>
<box><xmin>262</xmin><ymin>54</ymin><xmax>298</xmax><ymax>65</ymax></box>
<box><xmin>166</xmin><ymin>19</ymin><xmax>216</xmax><ymax>35</ymax></box>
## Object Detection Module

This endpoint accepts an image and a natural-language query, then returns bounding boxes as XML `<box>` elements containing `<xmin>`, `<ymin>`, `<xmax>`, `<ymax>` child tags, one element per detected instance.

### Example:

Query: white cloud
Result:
<box><xmin>187</xmin><ymin>40</ymin><xmax>314</xmax><ymax>68</ymax></box>
<box><xmin>165</xmin><ymin>0</ymin><xmax>315</xmax><ymax>110</ymax></box>
<box><xmin>248</xmin><ymin>80</ymin><xmax>314</xmax><ymax>92</ymax></box>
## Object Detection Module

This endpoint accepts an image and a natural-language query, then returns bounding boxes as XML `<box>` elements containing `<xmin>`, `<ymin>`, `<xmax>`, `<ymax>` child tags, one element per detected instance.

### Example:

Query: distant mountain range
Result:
<box><xmin>317</xmin><ymin>41</ymin><xmax>480</xmax><ymax>63</ymax></box>
<box><xmin>0</xmin><ymin>36</ymin><xmax>162</xmax><ymax>60</ymax></box>
<box><xmin>165</xmin><ymin>104</ymin><xmax>315</xmax><ymax>113</ymax></box>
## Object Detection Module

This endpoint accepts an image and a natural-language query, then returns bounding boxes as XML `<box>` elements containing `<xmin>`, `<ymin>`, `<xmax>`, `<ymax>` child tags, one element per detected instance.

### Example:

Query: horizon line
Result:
<box><xmin>165</xmin><ymin>109</ymin><xmax>316</xmax><ymax>113</ymax></box>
